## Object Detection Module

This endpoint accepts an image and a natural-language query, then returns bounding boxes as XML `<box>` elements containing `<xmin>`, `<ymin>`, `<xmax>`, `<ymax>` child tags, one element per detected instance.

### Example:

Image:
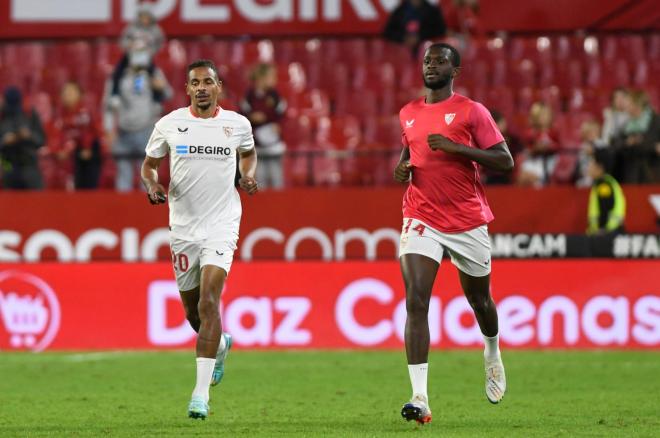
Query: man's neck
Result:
<box><xmin>425</xmin><ymin>85</ymin><xmax>453</xmax><ymax>104</ymax></box>
<box><xmin>191</xmin><ymin>104</ymin><xmax>218</xmax><ymax>119</ymax></box>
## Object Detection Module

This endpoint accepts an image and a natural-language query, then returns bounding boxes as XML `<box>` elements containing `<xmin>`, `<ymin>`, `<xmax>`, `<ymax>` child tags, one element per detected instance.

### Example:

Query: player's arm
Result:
<box><xmin>238</xmin><ymin>148</ymin><xmax>258</xmax><ymax>195</ymax></box>
<box><xmin>141</xmin><ymin>155</ymin><xmax>167</xmax><ymax>204</ymax></box>
<box><xmin>428</xmin><ymin>136</ymin><xmax>514</xmax><ymax>172</ymax></box>
<box><xmin>394</xmin><ymin>146</ymin><xmax>413</xmax><ymax>183</ymax></box>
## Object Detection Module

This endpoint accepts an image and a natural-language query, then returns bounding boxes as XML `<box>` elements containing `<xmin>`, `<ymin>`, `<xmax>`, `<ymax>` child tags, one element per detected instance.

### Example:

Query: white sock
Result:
<box><xmin>408</xmin><ymin>363</ymin><xmax>428</xmax><ymax>400</ymax></box>
<box><xmin>192</xmin><ymin>357</ymin><xmax>216</xmax><ymax>403</ymax></box>
<box><xmin>483</xmin><ymin>334</ymin><xmax>501</xmax><ymax>361</ymax></box>
<box><xmin>218</xmin><ymin>333</ymin><xmax>226</xmax><ymax>352</ymax></box>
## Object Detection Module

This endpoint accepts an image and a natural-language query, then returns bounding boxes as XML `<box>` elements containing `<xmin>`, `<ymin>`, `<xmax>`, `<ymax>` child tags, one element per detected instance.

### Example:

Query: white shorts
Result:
<box><xmin>399</xmin><ymin>218</ymin><xmax>492</xmax><ymax>277</ymax></box>
<box><xmin>169</xmin><ymin>235</ymin><xmax>237</xmax><ymax>291</ymax></box>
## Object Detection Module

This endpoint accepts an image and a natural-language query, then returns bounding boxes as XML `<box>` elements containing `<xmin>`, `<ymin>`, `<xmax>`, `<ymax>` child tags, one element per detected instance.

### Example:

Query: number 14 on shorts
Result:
<box><xmin>404</xmin><ymin>218</ymin><xmax>426</xmax><ymax>236</ymax></box>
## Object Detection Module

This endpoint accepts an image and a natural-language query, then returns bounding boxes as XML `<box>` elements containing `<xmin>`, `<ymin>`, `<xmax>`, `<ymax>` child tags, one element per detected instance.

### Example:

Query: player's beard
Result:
<box><xmin>196</xmin><ymin>101</ymin><xmax>212</xmax><ymax>111</ymax></box>
<box><xmin>423</xmin><ymin>71</ymin><xmax>452</xmax><ymax>90</ymax></box>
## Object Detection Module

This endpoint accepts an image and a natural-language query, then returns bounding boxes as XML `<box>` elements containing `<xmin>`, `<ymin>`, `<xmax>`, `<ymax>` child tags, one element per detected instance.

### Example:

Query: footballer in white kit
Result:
<box><xmin>141</xmin><ymin>59</ymin><xmax>258</xmax><ymax>420</ymax></box>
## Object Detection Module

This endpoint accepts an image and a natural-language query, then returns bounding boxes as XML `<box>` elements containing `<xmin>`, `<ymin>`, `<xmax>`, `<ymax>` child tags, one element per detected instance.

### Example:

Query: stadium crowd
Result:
<box><xmin>0</xmin><ymin>3</ymin><xmax>658</xmax><ymax>190</ymax></box>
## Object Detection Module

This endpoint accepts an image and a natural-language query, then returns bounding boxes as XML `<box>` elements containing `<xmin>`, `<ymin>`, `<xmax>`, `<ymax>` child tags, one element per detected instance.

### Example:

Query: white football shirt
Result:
<box><xmin>145</xmin><ymin>106</ymin><xmax>255</xmax><ymax>241</ymax></box>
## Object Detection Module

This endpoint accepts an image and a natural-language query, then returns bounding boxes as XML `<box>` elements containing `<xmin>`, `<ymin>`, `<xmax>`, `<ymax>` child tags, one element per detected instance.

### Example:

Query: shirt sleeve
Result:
<box><xmin>469</xmin><ymin>102</ymin><xmax>505</xmax><ymax>149</ymax></box>
<box><xmin>399</xmin><ymin>112</ymin><xmax>410</xmax><ymax>148</ymax></box>
<box><xmin>238</xmin><ymin>118</ymin><xmax>255</xmax><ymax>152</ymax></box>
<box><xmin>145</xmin><ymin>125</ymin><xmax>169</xmax><ymax>158</ymax></box>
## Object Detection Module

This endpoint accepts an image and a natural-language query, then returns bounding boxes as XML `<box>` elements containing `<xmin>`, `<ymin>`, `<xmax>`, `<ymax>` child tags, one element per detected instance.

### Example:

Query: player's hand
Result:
<box><xmin>428</xmin><ymin>133</ymin><xmax>460</xmax><ymax>154</ymax></box>
<box><xmin>394</xmin><ymin>160</ymin><xmax>413</xmax><ymax>183</ymax></box>
<box><xmin>239</xmin><ymin>176</ymin><xmax>258</xmax><ymax>195</ymax></box>
<box><xmin>146</xmin><ymin>183</ymin><xmax>167</xmax><ymax>205</ymax></box>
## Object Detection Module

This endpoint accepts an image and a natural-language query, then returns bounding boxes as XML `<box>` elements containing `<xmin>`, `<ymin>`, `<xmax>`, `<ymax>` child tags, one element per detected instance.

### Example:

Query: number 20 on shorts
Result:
<box><xmin>171</xmin><ymin>251</ymin><xmax>189</xmax><ymax>272</ymax></box>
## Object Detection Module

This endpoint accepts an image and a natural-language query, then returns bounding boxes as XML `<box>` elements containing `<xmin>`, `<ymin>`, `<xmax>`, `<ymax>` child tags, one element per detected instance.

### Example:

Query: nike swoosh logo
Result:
<box><xmin>216</xmin><ymin>250</ymin><xmax>224</xmax><ymax>256</ymax></box>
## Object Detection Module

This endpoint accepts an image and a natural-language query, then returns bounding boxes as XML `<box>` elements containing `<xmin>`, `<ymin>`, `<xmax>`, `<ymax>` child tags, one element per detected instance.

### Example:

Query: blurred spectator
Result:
<box><xmin>51</xmin><ymin>82</ymin><xmax>103</xmax><ymax>190</ymax></box>
<box><xmin>601</xmin><ymin>87</ymin><xmax>630</xmax><ymax>146</ymax></box>
<box><xmin>240</xmin><ymin>64</ymin><xmax>287</xmax><ymax>190</ymax></box>
<box><xmin>110</xmin><ymin>3</ymin><xmax>165</xmax><ymax>105</ymax></box>
<box><xmin>587</xmin><ymin>148</ymin><xmax>625</xmax><ymax>235</ymax></box>
<box><xmin>104</xmin><ymin>62</ymin><xmax>172</xmax><ymax>191</ymax></box>
<box><xmin>517</xmin><ymin>102</ymin><xmax>560</xmax><ymax>187</ymax></box>
<box><xmin>576</xmin><ymin>120</ymin><xmax>607</xmax><ymax>187</ymax></box>
<box><xmin>613</xmin><ymin>90</ymin><xmax>660</xmax><ymax>183</ymax></box>
<box><xmin>444</xmin><ymin>0</ymin><xmax>484</xmax><ymax>37</ymax></box>
<box><xmin>483</xmin><ymin>110</ymin><xmax>523</xmax><ymax>184</ymax></box>
<box><xmin>383</xmin><ymin>0</ymin><xmax>447</xmax><ymax>55</ymax></box>
<box><xmin>0</xmin><ymin>87</ymin><xmax>45</xmax><ymax>190</ymax></box>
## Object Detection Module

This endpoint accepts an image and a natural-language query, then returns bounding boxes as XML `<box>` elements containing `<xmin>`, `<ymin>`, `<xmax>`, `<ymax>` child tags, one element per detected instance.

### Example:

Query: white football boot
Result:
<box><xmin>485</xmin><ymin>356</ymin><xmax>506</xmax><ymax>404</ymax></box>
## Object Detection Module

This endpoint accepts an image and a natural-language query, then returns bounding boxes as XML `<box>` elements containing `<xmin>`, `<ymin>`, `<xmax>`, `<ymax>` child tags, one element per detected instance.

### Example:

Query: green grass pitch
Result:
<box><xmin>1</xmin><ymin>350</ymin><xmax>659</xmax><ymax>437</ymax></box>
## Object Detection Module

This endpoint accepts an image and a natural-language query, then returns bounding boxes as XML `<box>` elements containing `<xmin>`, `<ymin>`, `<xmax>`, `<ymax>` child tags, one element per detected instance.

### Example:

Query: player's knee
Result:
<box><xmin>406</xmin><ymin>292</ymin><xmax>429</xmax><ymax>317</ymax></box>
<box><xmin>197</xmin><ymin>297</ymin><xmax>219</xmax><ymax>321</ymax></box>
<box><xmin>467</xmin><ymin>294</ymin><xmax>492</xmax><ymax>314</ymax></box>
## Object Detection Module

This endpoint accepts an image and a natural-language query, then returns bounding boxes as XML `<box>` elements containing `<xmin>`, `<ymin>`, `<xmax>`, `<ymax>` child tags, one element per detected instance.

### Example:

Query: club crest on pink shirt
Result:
<box><xmin>444</xmin><ymin>113</ymin><xmax>456</xmax><ymax>125</ymax></box>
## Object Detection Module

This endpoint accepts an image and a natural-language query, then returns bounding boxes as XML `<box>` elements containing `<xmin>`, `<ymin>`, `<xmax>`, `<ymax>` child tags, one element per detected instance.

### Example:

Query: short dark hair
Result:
<box><xmin>187</xmin><ymin>59</ymin><xmax>219</xmax><ymax>81</ymax></box>
<box><xmin>489</xmin><ymin>109</ymin><xmax>504</xmax><ymax>123</ymax></box>
<box><xmin>592</xmin><ymin>148</ymin><xmax>614</xmax><ymax>173</ymax></box>
<box><xmin>425</xmin><ymin>42</ymin><xmax>461</xmax><ymax>67</ymax></box>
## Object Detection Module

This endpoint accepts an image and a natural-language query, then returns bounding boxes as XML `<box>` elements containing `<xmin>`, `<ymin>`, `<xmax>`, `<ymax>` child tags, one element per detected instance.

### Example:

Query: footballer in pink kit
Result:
<box><xmin>395</xmin><ymin>43</ymin><xmax>514</xmax><ymax>424</ymax></box>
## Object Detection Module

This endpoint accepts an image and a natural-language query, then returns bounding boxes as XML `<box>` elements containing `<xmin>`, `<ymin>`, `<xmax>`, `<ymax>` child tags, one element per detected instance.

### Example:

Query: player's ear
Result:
<box><xmin>184</xmin><ymin>80</ymin><xmax>191</xmax><ymax>97</ymax></box>
<box><xmin>452</xmin><ymin>66</ymin><xmax>461</xmax><ymax>78</ymax></box>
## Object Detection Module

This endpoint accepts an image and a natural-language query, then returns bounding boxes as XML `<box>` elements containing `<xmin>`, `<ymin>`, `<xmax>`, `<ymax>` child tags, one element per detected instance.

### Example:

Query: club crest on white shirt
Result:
<box><xmin>445</xmin><ymin>113</ymin><xmax>456</xmax><ymax>125</ymax></box>
<box><xmin>223</xmin><ymin>126</ymin><xmax>233</xmax><ymax>137</ymax></box>
<box><xmin>405</xmin><ymin>119</ymin><xmax>415</xmax><ymax>128</ymax></box>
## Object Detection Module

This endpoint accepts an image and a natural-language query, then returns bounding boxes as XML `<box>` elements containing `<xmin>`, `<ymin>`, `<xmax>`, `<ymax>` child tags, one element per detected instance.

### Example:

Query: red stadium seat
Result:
<box><xmin>460</xmin><ymin>58</ymin><xmax>488</xmax><ymax>89</ymax></box>
<box><xmin>620</xmin><ymin>35</ymin><xmax>646</xmax><ymax>63</ymax></box>
<box><xmin>516</xmin><ymin>87</ymin><xmax>535</xmax><ymax>113</ymax></box>
<box><xmin>553</xmin><ymin>59</ymin><xmax>584</xmax><ymax>90</ymax></box>
<box><xmin>600</xmin><ymin>35</ymin><xmax>620</xmax><ymax>61</ymax></box>
<box><xmin>398</xmin><ymin>61</ymin><xmax>424</xmax><ymax>92</ymax></box>
<box><xmin>510</xmin><ymin>58</ymin><xmax>537</xmax><ymax>88</ymax></box>
<box><xmin>537</xmin><ymin>62</ymin><xmax>555</xmax><ymax>89</ymax></box>
<box><xmin>602</xmin><ymin>59</ymin><xmax>631</xmax><ymax>88</ymax></box>
<box><xmin>27</xmin><ymin>92</ymin><xmax>53</xmax><ymax>125</ymax></box>
<box><xmin>490</xmin><ymin>58</ymin><xmax>508</xmax><ymax>88</ymax></box>
<box><xmin>551</xmin><ymin>152</ymin><xmax>578</xmax><ymax>184</ymax></box>
<box><xmin>368</xmin><ymin>39</ymin><xmax>412</xmax><ymax>65</ymax></box>
<box><xmin>288</xmin><ymin>88</ymin><xmax>330</xmax><ymax>118</ymax></box>
<box><xmin>312</xmin><ymin>61</ymin><xmax>348</xmax><ymax>95</ymax></box>
<box><xmin>648</xmin><ymin>34</ymin><xmax>660</xmax><ymax>59</ymax></box>
<box><xmin>632</xmin><ymin>60</ymin><xmax>650</xmax><ymax>87</ymax></box>
<box><xmin>315</xmin><ymin>115</ymin><xmax>361</xmax><ymax>150</ymax></box>
<box><xmin>340</xmin><ymin>39</ymin><xmax>368</xmax><ymax>64</ymax></box>
<box><xmin>281</xmin><ymin>115</ymin><xmax>314</xmax><ymax>149</ymax></box>
<box><xmin>363</xmin><ymin>115</ymin><xmax>401</xmax><ymax>148</ymax></box>
<box><xmin>379</xmin><ymin>87</ymin><xmax>398</xmax><ymax>117</ymax></box>
<box><xmin>334</xmin><ymin>89</ymin><xmax>378</xmax><ymax>117</ymax></box>
<box><xmin>560</xmin><ymin>111</ymin><xmax>596</xmax><ymax>146</ymax></box>
<box><xmin>537</xmin><ymin>86</ymin><xmax>562</xmax><ymax>114</ymax></box>
<box><xmin>484</xmin><ymin>87</ymin><xmax>515</xmax><ymax>121</ymax></box>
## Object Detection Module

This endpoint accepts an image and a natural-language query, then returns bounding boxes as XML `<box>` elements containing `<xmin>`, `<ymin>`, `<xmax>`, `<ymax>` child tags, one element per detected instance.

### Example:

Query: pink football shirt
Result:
<box><xmin>399</xmin><ymin>93</ymin><xmax>504</xmax><ymax>233</ymax></box>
